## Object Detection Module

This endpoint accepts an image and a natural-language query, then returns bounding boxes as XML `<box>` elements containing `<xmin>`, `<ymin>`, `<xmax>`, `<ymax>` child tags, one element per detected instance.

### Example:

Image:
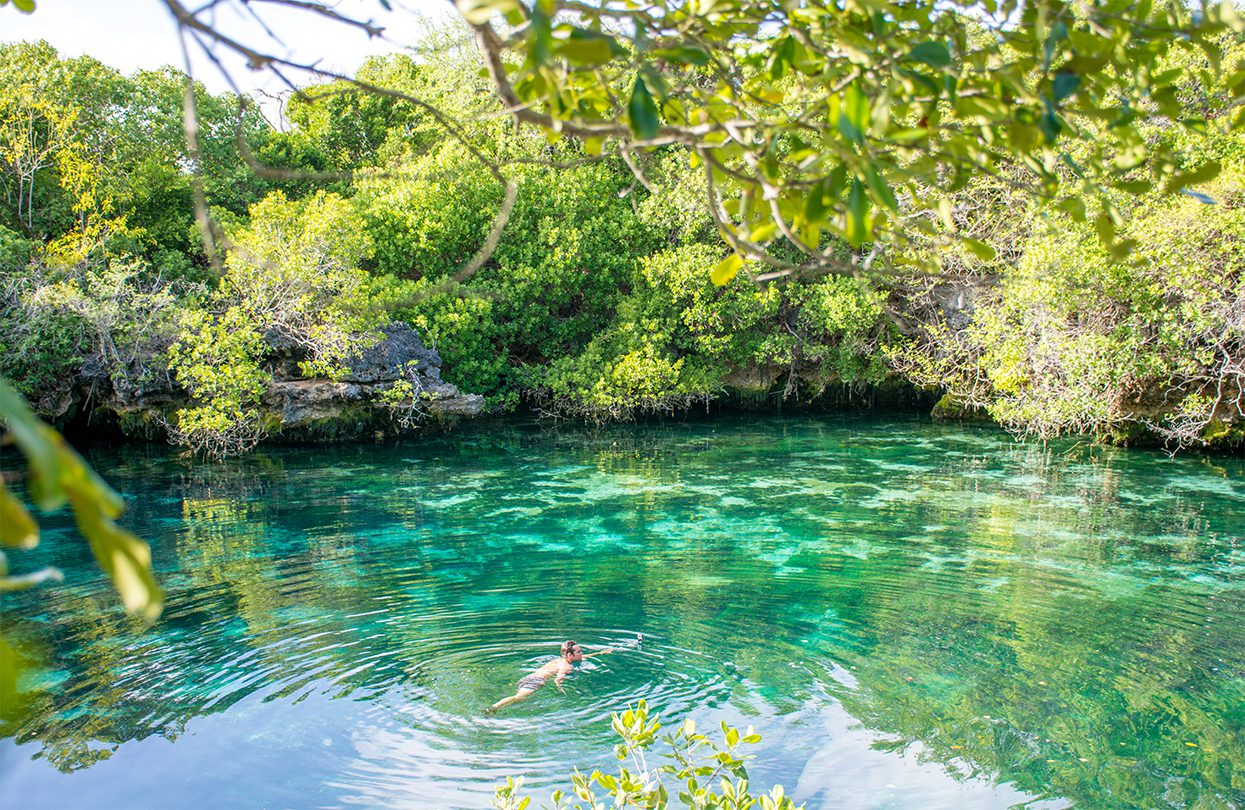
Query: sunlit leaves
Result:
<box><xmin>0</xmin><ymin>377</ymin><xmax>162</xmax><ymax>619</ymax></box>
<box><xmin>554</xmin><ymin>29</ymin><xmax>620</xmax><ymax>67</ymax></box>
<box><xmin>495</xmin><ymin>701</ymin><xmax>799</xmax><ymax>810</ymax></box>
<box><xmin>837</xmin><ymin>84</ymin><xmax>870</xmax><ymax>145</ymax></box>
<box><xmin>653</xmin><ymin>45</ymin><xmax>711</xmax><ymax>66</ymax></box>
<box><xmin>1163</xmin><ymin>160</ymin><xmax>1222</xmax><ymax>195</ymax></box>
<box><xmin>465</xmin><ymin>0</ymin><xmax>1244</xmax><ymax>280</ymax></box>
<box><xmin>455</xmin><ymin>0</ymin><xmax>521</xmax><ymax>26</ymax></box>
<box><xmin>0</xmin><ymin>481</ymin><xmax>37</xmax><ymax>549</ymax></box>
<box><xmin>962</xmin><ymin>238</ymin><xmax>997</xmax><ymax>262</ymax></box>
<box><xmin>865</xmin><ymin>165</ymin><xmax>898</xmax><ymax>211</ymax></box>
<box><xmin>710</xmin><ymin>252</ymin><xmax>743</xmax><ymax>285</ymax></box>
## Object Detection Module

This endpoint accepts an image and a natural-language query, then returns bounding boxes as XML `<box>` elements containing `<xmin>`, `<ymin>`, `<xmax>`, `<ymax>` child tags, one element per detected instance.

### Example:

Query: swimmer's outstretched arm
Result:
<box><xmin>583</xmin><ymin>633</ymin><xmax>643</xmax><ymax>658</ymax></box>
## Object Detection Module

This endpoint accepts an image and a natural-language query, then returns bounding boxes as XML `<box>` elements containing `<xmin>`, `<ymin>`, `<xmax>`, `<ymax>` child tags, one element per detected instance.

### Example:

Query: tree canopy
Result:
<box><xmin>153</xmin><ymin>0</ymin><xmax>1245</xmax><ymax>283</ymax></box>
<box><xmin>464</xmin><ymin>0</ymin><xmax>1244</xmax><ymax>279</ymax></box>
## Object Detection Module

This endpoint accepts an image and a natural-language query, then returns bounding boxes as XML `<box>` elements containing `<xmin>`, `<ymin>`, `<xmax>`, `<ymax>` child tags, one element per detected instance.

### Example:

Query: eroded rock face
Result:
<box><xmin>258</xmin><ymin>323</ymin><xmax>484</xmax><ymax>435</ymax></box>
<box><xmin>340</xmin><ymin>323</ymin><xmax>442</xmax><ymax>383</ymax></box>
<box><xmin>93</xmin><ymin>321</ymin><xmax>484</xmax><ymax>442</ymax></box>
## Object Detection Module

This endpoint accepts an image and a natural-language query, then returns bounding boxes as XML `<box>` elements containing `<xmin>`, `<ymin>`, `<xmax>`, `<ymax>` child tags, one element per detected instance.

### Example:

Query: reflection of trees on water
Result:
<box><xmin>5</xmin><ymin>419</ymin><xmax>1244</xmax><ymax>805</ymax></box>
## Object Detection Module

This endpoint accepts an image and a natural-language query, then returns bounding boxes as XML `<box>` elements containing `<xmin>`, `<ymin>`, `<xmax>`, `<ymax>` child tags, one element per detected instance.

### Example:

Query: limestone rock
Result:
<box><xmin>77</xmin><ymin>321</ymin><xmax>484</xmax><ymax>443</ymax></box>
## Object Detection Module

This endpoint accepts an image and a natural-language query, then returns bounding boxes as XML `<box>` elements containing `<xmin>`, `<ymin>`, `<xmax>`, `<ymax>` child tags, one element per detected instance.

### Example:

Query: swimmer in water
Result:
<box><xmin>487</xmin><ymin>635</ymin><xmax>641</xmax><ymax>714</ymax></box>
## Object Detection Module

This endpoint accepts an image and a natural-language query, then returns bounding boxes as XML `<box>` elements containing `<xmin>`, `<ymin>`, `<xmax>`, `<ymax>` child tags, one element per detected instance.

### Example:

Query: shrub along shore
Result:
<box><xmin>2</xmin><ymin>32</ymin><xmax>1243</xmax><ymax>456</ymax></box>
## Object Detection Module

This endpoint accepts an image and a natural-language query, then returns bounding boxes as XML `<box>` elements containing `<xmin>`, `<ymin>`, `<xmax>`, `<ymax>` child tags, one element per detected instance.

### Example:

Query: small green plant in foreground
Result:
<box><xmin>493</xmin><ymin>701</ymin><xmax>801</xmax><ymax>810</ymax></box>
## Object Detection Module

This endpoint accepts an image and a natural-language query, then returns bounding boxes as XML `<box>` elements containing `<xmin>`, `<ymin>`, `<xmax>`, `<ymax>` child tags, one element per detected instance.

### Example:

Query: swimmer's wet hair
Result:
<box><xmin>561</xmin><ymin>640</ymin><xmax>579</xmax><ymax>658</ymax></box>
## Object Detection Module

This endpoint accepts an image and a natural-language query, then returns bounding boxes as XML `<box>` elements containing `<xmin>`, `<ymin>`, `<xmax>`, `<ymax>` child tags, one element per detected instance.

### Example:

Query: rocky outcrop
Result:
<box><xmin>258</xmin><ymin>323</ymin><xmax>484</xmax><ymax>436</ymax></box>
<box><xmin>78</xmin><ymin>322</ymin><xmax>484</xmax><ymax>443</ymax></box>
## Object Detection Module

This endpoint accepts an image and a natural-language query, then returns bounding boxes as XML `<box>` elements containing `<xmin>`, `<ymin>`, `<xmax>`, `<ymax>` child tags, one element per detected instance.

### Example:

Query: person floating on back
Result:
<box><xmin>487</xmin><ymin>636</ymin><xmax>640</xmax><ymax>714</ymax></box>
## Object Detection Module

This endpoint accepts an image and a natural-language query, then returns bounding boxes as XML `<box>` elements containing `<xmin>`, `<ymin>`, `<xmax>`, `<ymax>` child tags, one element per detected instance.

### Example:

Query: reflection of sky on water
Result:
<box><xmin>1</xmin><ymin>414</ymin><xmax>1242</xmax><ymax>808</ymax></box>
<box><xmin>794</xmin><ymin>703</ymin><xmax>1068</xmax><ymax>810</ymax></box>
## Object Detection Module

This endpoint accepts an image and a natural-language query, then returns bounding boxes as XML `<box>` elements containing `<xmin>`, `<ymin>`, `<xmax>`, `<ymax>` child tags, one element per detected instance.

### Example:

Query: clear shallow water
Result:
<box><xmin>1</xmin><ymin>414</ymin><xmax>1243</xmax><ymax>809</ymax></box>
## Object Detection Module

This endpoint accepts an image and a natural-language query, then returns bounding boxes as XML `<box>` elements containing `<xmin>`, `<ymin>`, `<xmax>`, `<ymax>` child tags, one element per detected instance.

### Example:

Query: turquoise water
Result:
<box><xmin>1</xmin><ymin>415</ymin><xmax>1243</xmax><ymax>809</ymax></box>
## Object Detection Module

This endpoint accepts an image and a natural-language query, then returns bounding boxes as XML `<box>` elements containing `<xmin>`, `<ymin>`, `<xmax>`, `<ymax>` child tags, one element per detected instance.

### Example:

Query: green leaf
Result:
<box><xmin>907</xmin><ymin>41</ymin><xmax>951</xmax><ymax>68</ymax></box>
<box><xmin>889</xmin><ymin>128</ymin><xmax>930</xmax><ymax>144</ymax></box>
<box><xmin>1095</xmin><ymin>212</ymin><xmax>1115</xmax><ymax>244</ymax></box>
<box><xmin>839</xmin><ymin>84</ymin><xmax>869</xmax><ymax>144</ymax></box>
<box><xmin>71</xmin><ymin>494</ymin><xmax>163</xmax><ymax>621</ymax></box>
<box><xmin>1057</xmin><ymin>197</ymin><xmax>1087</xmax><ymax>222</ymax></box>
<box><xmin>1052</xmin><ymin>72</ymin><xmax>1080</xmax><ymax>103</ymax></box>
<box><xmin>1113</xmin><ymin>179</ymin><xmax>1152</xmax><ymax>194</ymax></box>
<box><xmin>1044</xmin><ymin>20</ymin><xmax>1068</xmax><ymax>69</ymax></box>
<box><xmin>1164</xmin><ymin>160</ymin><xmax>1221</xmax><ymax>194</ymax></box>
<box><xmin>845</xmin><ymin>179</ymin><xmax>871</xmax><ymax>247</ymax></box>
<box><xmin>555</xmin><ymin>29</ymin><xmax>622</xmax><ymax>66</ymax></box>
<box><xmin>1039</xmin><ymin>101</ymin><xmax>1062</xmax><ymax>143</ymax></box>
<box><xmin>651</xmin><ymin>46</ymin><xmax>711</xmax><ymax>66</ymax></box>
<box><xmin>805</xmin><ymin>165</ymin><xmax>847</xmax><ymax>222</ymax></box>
<box><xmin>455</xmin><ymin>0</ymin><xmax>520</xmax><ymax>26</ymax></box>
<box><xmin>529</xmin><ymin>0</ymin><xmax>552</xmax><ymax>65</ymax></box>
<box><xmin>865</xmin><ymin>165</ymin><xmax>898</xmax><ymax>210</ymax></box>
<box><xmin>749</xmin><ymin>222</ymin><xmax>779</xmax><ymax>242</ymax></box>
<box><xmin>628</xmin><ymin>76</ymin><xmax>661</xmax><ymax>140</ymax></box>
<box><xmin>1114</xmin><ymin>140</ymin><xmax>1146</xmax><ymax>171</ymax></box>
<box><xmin>711</xmin><ymin>253</ymin><xmax>744</xmax><ymax>286</ymax></box>
<box><xmin>962</xmin><ymin>237</ymin><xmax>997</xmax><ymax>261</ymax></box>
<box><xmin>555</xmin><ymin>35</ymin><xmax>615</xmax><ymax>67</ymax></box>
<box><xmin>1108</xmin><ymin>238</ymin><xmax>1138</xmax><ymax>259</ymax></box>
<box><xmin>0</xmin><ymin>482</ymin><xmax>37</xmax><ymax>549</ymax></box>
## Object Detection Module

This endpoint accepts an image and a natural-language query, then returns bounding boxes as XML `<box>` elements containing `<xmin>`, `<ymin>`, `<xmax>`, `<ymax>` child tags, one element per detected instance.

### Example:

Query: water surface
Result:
<box><xmin>2</xmin><ymin>415</ymin><xmax>1243</xmax><ymax>808</ymax></box>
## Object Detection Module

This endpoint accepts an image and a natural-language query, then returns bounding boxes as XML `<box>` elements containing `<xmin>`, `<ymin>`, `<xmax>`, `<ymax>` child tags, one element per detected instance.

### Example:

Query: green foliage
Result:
<box><xmin>466</xmin><ymin>0</ymin><xmax>1245</xmax><ymax>277</ymax></box>
<box><xmin>357</xmin><ymin>142</ymin><xmax>504</xmax><ymax>279</ymax></box>
<box><xmin>222</xmin><ymin>189</ymin><xmax>378</xmax><ymax>375</ymax></box>
<box><xmin>166</xmin><ymin>306</ymin><xmax>269</xmax><ymax>457</ymax></box>
<box><xmin>493</xmin><ymin>702</ymin><xmax>801</xmax><ymax>810</ymax></box>
<box><xmin>4</xmin><ymin>22</ymin><xmax>1244</xmax><ymax>450</ymax></box>
<box><xmin>537</xmin><ymin>243</ymin><xmax>890</xmax><ymax>417</ymax></box>
<box><xmin>0</xmin><ymin>223</ymin><xmax>32</xmax><ymax>269</ymax></box>
<box><xmin>0</xmin><ymin>243</ymin><xmax>185</xmax><ymax>416</ymax></box>
<box><xmin>891</xmin><ymin>127</ymin><xmax>1245</xmax><ymax>447</ymax></box>
<box><xmin>0</xmin><ymin>375</ymin><xmax>162</xmax><ymax>612</ymax></box>
<box><xmin>287</xmin><ymin>56</ymin><xmax>425</xmax><ymax>170</ymax></box>
<box><xmin>166</xmin><ymin>190</ymin><xmax>384</xmax><ymax>455</ymax></box>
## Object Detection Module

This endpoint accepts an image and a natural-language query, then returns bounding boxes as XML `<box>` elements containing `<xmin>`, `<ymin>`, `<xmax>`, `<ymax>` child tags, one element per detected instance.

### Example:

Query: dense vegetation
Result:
<box><xmin>1</xmin><ymin>22</ymin><xmax>1243</xmax><ymax>454</ymax></box>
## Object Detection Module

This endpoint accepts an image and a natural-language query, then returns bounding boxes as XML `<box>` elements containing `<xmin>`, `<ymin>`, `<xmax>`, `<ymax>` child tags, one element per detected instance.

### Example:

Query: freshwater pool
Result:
<box><xmin>2</xmin><ymin>415</ymin><xmax>1243</xmax><ymax>808</ymax></box>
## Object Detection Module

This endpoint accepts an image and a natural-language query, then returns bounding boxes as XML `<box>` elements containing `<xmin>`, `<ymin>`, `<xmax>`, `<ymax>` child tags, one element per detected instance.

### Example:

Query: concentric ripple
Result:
<box><xmin>1</xmin><ymin>415</ymin><xmax>1243</xmax><ymax>809</ymax></box>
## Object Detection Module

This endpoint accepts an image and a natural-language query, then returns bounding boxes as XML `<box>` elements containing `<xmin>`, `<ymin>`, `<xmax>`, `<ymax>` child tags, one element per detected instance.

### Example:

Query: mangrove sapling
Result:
<box><xmin>493</xmin><ymin>701</ymin><xmax>801</xmax><ymax>810</ymax></box>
